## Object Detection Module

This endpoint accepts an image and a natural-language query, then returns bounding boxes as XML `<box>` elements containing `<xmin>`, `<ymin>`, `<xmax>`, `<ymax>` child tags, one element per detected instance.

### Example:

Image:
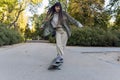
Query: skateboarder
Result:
<box><xmin>41</xmin><ymin>2</ymin><xmax>83</xmax><ymax>68</ymax></box>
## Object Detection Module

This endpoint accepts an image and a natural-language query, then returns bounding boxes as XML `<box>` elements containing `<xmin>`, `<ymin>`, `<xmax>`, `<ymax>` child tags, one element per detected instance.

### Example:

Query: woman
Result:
<box><xmin>41</xmin><ymin>2</ymin><xmax>83</xmax><ymax>64</ymax></box>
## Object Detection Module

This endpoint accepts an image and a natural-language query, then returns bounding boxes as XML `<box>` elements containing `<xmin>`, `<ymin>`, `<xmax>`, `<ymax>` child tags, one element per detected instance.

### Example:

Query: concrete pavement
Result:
<box><xmin>0</xmin><ymin>43</ymin><xmax>120</xmax><ymax>80</ymax></box>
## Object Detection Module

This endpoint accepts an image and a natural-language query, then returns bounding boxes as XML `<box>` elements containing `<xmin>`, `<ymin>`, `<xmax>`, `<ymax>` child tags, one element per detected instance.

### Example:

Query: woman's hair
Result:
<box><xmin>47</xmin><ymin>2</ymin><xmax>63</xmax><ymax>24</ymax></box>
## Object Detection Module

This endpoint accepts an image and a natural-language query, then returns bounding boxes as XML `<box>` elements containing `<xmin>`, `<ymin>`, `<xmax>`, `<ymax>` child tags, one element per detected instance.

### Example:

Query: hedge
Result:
<box><xmin>49</xmin><ymin>27</ymin><xmax>120</xmax><ymax>47</ymax></box>
<box><xmin>0</xmin><ymin>27</ymin><xmax>23</xmax><ymax>46</ymax></box>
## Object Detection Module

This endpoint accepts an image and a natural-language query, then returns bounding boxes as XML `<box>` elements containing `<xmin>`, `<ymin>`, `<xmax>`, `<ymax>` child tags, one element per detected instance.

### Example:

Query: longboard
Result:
<box><xmin>48</xmin><ymin>58</ymin><xmax>62</xmax><ymax>70</ymax></box>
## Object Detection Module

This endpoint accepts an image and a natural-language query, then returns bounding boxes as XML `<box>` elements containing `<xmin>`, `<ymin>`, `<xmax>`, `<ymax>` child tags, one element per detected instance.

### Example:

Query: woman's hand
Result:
<box><xmin>40</xmin><ymin>24</ymin><xmax>44</xmax><ymax>30</ymax></box>
<box><xmin>39</xmin><ymin>27</ymin><xmax>43</xmax><ymax>30</ymax></box>
<box><xmin>78</xmin><ymin>22</ymin><xmax>83</xmax><ymax>28</ymax></box>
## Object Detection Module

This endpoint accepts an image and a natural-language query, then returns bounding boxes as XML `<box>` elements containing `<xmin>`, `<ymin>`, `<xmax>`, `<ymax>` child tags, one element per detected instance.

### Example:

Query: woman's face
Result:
<box><xmin>55</xmin><ymin>6</ymin><xmax>60</xmax><ymax>13</ymax></box>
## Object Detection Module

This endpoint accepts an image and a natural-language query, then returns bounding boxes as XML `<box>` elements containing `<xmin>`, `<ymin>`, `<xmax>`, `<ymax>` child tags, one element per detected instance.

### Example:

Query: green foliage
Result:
<box><xmin>31</xmin><ymin>0</ymin><xmax>120</xmax><ymax>46</ymax></box>
<box><xmin>0</xmin><ymin>0</ymin><xmax>23</xmax><ymax>26</ymax></box>
<box><xmin>31</xmin><ymin>13</ymin><xmax>46</xmax><ymax>40</ymax></box>
<box><xmin>24</xmin><ymin>25</ymin><xmax>32</xmax><ymax>40</ymax></box>
<box><xmin>0</xmin><ymin>26</ymin><xmax>23</xmax><ymax>46</ymax></box>
<box><xmin>106</xmin><ymin>0</ymin><xmax>120</xmax><ymax>28</ymax></box>
<box><xmin>48</xmin><ymin>27</ymin><xmax>120</xmax><ymax>47</ymax></box>
<box><xmin>49</xmin><ymin>35</ymin><xmax>56</xmax><ymax>43</ymax></box>
<box><xmin>68</xmin><ymin>27</ymin><xmax>120</xmax><ymax>46</ymax></box>
<box><xmin>68</xmin><ymin>0</ymin><xmax>107</xmax><ymax>28</ymax></box>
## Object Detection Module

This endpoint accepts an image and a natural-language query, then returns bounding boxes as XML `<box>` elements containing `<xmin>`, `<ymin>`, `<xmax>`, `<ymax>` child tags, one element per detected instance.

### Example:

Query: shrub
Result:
<box><xmin>48</xmin><ymin>26</ymin><xmax>120</xmax><ymax>47</ymax></box>
<box><xmin>68</xmin><ymin>27</ymin><xmax>119</xmax><ymax>46</ymax></box>
<box><xmin>0</xmin><ymin>27</ymin><xmax>23</xmax><ymax>46</ymax></box>
<box><xmin>49</xmin><ymin>35</ymin><xmax>56</xmax><ymax>43</ymax></box>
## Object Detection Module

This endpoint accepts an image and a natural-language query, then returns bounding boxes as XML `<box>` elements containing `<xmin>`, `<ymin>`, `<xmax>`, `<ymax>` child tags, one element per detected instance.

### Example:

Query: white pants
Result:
<box><xmin>56</xmin><ymin>28</ymin><xmax>68</xmax><ymax>57</ymax></box>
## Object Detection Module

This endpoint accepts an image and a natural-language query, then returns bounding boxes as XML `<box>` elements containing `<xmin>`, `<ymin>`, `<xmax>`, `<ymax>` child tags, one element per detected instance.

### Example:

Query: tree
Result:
<box><xmin>0</xmin><ymin>0</ymin><xmax>21</xmax><ymax>26</ymax></box>
<box><xmin>32</xmin><ymin>13</ymin><xmax>46</xmax><ymax>39</ymax></box>
<box><xmin>107</xmin><ymin>0</ymin><xmax>120</xmax><ymax>28</ymax></box>
<box><xmin>0</xmin><ymin>0</ymin><xmax>43</xmax><ymax>28</ymax></box>
<box><xmin>67</xmin><ymin>0</ymin><xmax>109</xmax><ymax>28</ymax></box>
<box><xmin>24</xmin><ymin>24</ymin><xmax>32</xmax><ymax>41</ymax></box>
<box><xmin>17</xmin><ymin>11</ymin><xmax>28</xmax><ymax>36</ymax></box>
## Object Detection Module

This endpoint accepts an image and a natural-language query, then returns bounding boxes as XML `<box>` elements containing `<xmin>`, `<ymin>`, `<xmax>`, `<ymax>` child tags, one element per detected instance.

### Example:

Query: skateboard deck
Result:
<box><xmin>48</xmin><ymin>58</ymin><xmax>62</xmax><ymax>70</ymax></box>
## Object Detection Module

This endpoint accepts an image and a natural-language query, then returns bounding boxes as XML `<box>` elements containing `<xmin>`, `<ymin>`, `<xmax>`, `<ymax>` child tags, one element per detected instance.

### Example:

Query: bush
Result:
<box><xmin>68</xmin><ymin>27</ymin><xmax>119</xmax><ymax>46</ymax></box>
<box><xmin>0</xmin><ymin>27</ymin><xmax>23</xmax><ymax>46</ymax></box>
<box><xmin>111</xmin><ymin>29</ymin><xmax>120</xmax><ymax>46</ymax></box>
<box><xmin>49</xmin><ymin>35</ymin><xmax>56</xmax><ymax>43</ymax></box>
<box><xmin>48</xmin><ymin>26</ymin><xmax>120</xmax><ymax>47</ymax></box>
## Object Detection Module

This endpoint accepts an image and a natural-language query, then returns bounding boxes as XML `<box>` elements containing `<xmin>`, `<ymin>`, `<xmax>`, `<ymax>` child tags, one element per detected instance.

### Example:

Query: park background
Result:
<box><xmin>0</xmin><ymin>0</ymin><xmax>120</xmax><ymax>47</ymax></box>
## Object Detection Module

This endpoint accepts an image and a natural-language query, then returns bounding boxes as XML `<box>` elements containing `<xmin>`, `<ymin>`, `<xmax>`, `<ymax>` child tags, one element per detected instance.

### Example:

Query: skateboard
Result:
<box><xmin>48</xmin><ymin>57</ymin><xmax>63</xmax><ymax>70</ymax></box>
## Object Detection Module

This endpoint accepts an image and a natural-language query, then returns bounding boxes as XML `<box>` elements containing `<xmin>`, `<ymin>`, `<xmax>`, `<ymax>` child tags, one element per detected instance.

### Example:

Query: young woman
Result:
<box><xmin>41</xmin><ymin>2</ymin><xmax>83</xmax><ymax>64</ymax></box>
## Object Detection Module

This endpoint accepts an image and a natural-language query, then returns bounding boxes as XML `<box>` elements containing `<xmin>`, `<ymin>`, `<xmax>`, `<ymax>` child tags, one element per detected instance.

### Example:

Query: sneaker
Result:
<box><xmin>55</xmin><ymin>56</ymin><xmax>64</xmax><ymax>63</ymax></box>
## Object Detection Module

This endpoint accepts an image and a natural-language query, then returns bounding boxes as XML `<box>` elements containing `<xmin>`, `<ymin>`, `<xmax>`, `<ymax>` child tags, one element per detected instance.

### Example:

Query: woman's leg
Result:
<box><xmin>56</xmin><ymin>29</ymin><xmax>64</xmax><ymax>56</ymax></box>
<box><xmin>61</xmin><ymin>30</ymin><xmax>68</xmax><ymax>51</ymax></box>
<box><xmin>56</xmin><ymin>28</ymin><xmax>68</xmax><ymax>57</ymax></box>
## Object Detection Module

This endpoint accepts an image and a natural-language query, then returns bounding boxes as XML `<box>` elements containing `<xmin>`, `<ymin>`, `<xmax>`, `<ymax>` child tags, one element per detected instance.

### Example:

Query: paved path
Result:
<box><xmin>0</xmin><ymin>43</ymin><xmax>120</xmax><ymax>80</ymax></box>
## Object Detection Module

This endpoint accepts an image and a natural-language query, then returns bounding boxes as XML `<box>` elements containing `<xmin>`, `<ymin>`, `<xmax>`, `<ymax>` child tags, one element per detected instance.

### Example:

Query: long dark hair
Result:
<box><xmin>47</xmin><ymin>2</ymin><xmax>63</xmax><ymax>24</ymax></box>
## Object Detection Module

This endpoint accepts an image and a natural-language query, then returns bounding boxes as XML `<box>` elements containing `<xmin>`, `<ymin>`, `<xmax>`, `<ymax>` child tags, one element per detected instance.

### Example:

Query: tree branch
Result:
<box><xmin>8</xmin><ymin>9</ymin><xmax>24</xmax><ymax>28</ymax></box>
<box><xmin>8</xmin><ymin>4</ymin><xmax>24</xmax><ymax>28</ymax></box>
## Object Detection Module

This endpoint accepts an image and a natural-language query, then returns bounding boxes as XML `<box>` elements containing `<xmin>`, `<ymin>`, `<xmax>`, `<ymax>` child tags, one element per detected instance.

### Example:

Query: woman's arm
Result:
<box><xmin>40</xmin><ymin>13</ymin><xmax>54</xmax><ymax>30</ymax></box>
<box><xmin>64</xmin><ymin>12</ymin><xmax>83</xmax><ymax>28</ymax></box>
<box><xmin>40</xmin><ymin>13</ymin><xmax>50</xmax><ymax>29</ymax></box>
